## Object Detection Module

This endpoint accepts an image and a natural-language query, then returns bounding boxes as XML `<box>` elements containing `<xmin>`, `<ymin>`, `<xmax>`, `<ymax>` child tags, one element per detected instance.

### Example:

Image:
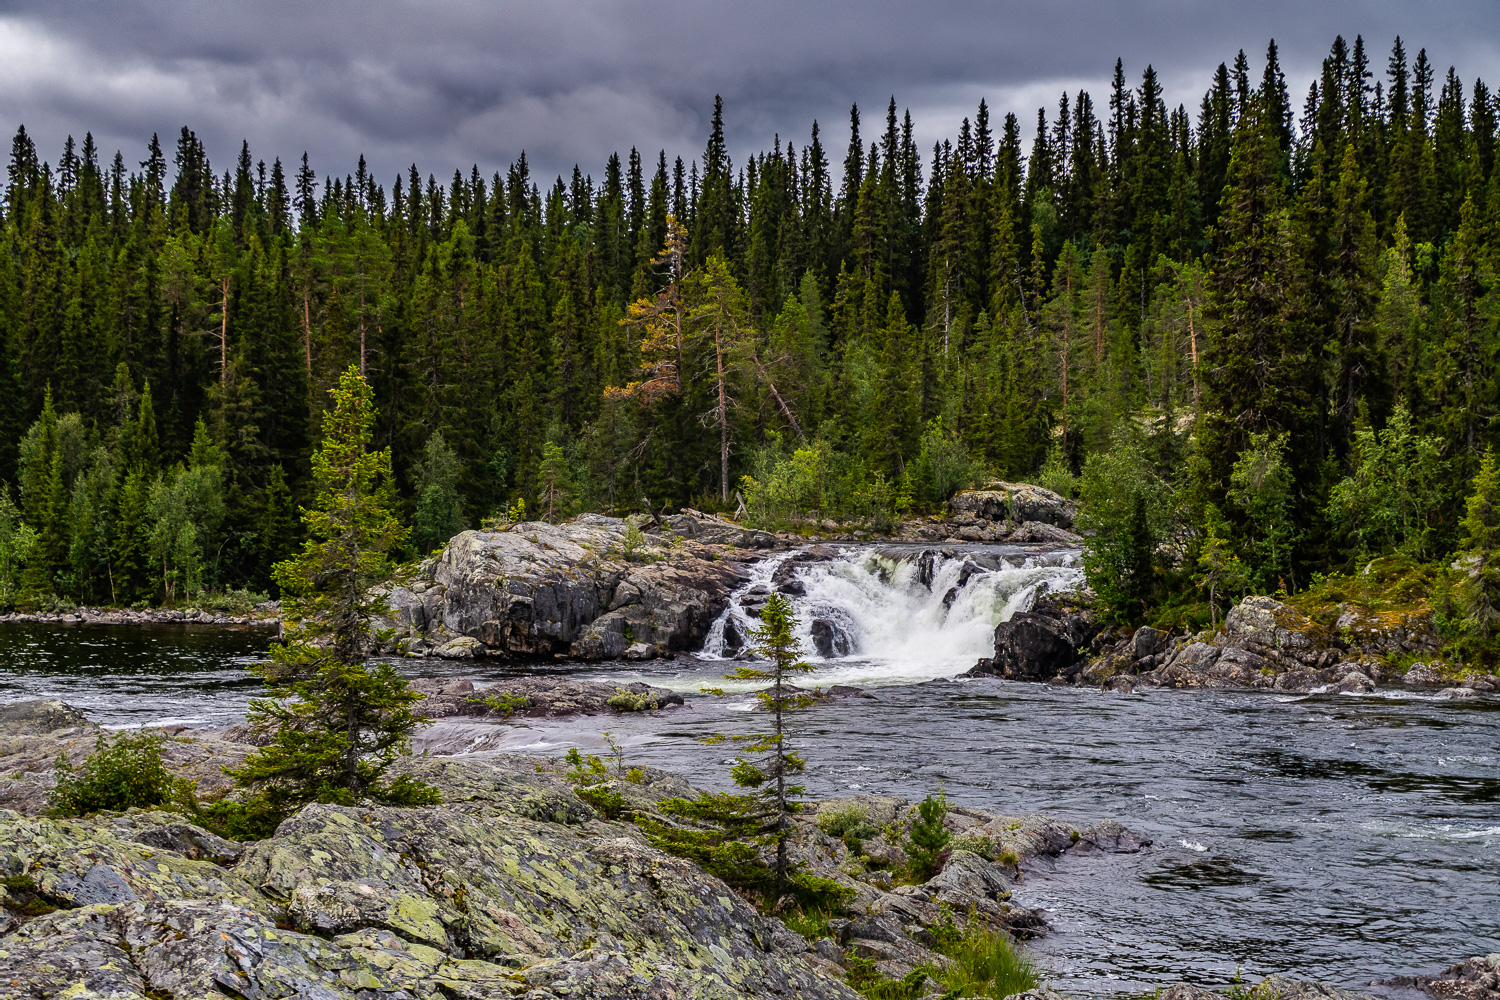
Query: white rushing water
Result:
<box><xmin>694</xmin><ymin>545</ymin><xmax>1084</xmax><ymax>688</ymax></box>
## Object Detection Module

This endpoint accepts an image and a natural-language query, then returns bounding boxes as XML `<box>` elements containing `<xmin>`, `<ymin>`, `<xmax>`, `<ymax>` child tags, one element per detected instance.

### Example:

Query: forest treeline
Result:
<box><xmin>1</xmin><ymin>34</ymin><xmax>1499</xmax><ymax>632</ymax></box>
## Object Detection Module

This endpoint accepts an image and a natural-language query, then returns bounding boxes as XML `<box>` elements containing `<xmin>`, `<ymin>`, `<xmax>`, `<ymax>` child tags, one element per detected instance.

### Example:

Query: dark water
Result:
<box><xmin>2</xmin><ymin>622</ymin><xmax>1497</xmax><ymax>996</ymax></box>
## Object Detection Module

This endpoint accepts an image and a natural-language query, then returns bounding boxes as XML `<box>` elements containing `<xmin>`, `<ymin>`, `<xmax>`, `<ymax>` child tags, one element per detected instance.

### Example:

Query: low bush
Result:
<box><xmin>904</xmin><ymin>792</ymin><xmax>951</xmax><ymax>881</ymax></box>
<box><xmin>816</xmin><ymin>801</ymin><xmax>880</xmax><ymax>854</ymax></box>
<box><xmin>49</xmin><ymin>730</ymin><xmax>191</xmax><ymax>817</ymax></box>
<box><xmin>606</xmin><ymin>688</ymin><xmax>660</xmax><ymax>712</ymax></box>
<box><xmin>196</xmin><ymin>588</ymin><xmax>270</xmax><ymax>615</ymax></box>
<box><xmin>470</xmin><ymin>692</ymin><xmax>528</xmax><ymax>718</ymax></box>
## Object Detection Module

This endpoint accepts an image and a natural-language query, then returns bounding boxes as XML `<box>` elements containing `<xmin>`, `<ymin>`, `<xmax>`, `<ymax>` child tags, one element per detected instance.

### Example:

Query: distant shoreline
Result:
<box><xmin>0</xmin><ymin>608</ymin><xmax>279</xmax><ymax>628</ymax></box>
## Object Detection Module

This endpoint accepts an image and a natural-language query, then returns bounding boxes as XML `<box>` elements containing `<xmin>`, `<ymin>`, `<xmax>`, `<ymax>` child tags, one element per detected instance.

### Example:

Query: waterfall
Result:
<box><xmin>698</xmin><ymin>545</ymin><xmax>1084</xmax><ymax>687</ymax></box>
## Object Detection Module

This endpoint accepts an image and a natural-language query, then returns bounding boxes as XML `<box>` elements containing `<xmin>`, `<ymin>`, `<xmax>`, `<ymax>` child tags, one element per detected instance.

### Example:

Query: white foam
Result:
<box><xmin>1179</xmin><ymin>839</ymin><xmax>1209</xmax><ymax>852</ymax></box>
<box><xmin>694</xmin><ymin>546</ymin><xmax>1083</xmax><ymax>689</ymax></box>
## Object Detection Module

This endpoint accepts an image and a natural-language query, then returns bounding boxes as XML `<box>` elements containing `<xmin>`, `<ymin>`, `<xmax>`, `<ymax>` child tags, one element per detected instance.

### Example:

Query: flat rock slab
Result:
<box><xmin>411</xmin><ymin>676</ymin><xmax>685</xmax><ymax>719</ymax></box>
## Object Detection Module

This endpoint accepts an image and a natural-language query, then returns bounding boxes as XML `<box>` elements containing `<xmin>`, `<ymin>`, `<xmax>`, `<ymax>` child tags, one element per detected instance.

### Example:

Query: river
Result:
<box><xmin>0</xmin><ymin>544</ymin><xmax>1495</xmax><ymax>996</ymax></box>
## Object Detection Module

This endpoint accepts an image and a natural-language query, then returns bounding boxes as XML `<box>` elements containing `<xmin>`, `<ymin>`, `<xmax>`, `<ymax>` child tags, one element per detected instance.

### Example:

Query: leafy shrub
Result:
<box><xmin>49</xmin><ymin>731</ymin><xmax>191</xmax><ymax>817</ymax></box>
<box><xmin>470</xmin><ymin>692</ymin><xmax>528</xmax><ymax>718</ymax></box>
<box><xmin>950</xmin><ymin>831</ymin><xmax>996</xmax><ymax>860</ymax></box>
<box><xmin>562</xmin><ymin>746</ymin><xmax>627</xmax><ymax>819</ymax></box>
<box><xmin>904</xmin><ymin>793</ymin><xmax>952</xmax><ymax>881</ymax></box>
<box><xmin>933</xmin><ymin>926</ymin><xmax>1039</xmax><ymax>998</ymax></box>
<box><xmin>197</xmin><ymin>588</ymin><xmax>270</xmax><ymax>615</ymax></box>
<box><xmin>606</xmin><ymin>688</ymin><xmax>660</xmax><ymax>712</ymax></box>
<box><xmin>622</xmin><ymin>520</ymin><xmax>648</xmax><ymax>561</ymax></box>
<box><xmin>816</xmin><ymin>801</ymin><xmax>880</xmax><ymax>853</ymax></box>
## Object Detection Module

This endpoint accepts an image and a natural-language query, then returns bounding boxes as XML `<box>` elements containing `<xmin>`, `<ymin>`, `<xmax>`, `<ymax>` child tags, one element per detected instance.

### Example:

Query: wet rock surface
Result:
<box><xmin>966</xmin><ymin>589</ymin><xmax>1102</xmax><ymax>683</ymax></box>
<box><xmin>378</xmin><ymin>513</ymin><xmax>761</xmax><ymax>662</ymax></box>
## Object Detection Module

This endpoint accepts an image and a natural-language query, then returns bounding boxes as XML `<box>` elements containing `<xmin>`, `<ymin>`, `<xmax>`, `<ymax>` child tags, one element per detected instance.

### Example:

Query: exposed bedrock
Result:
<box><xmin>969</xmin><ymin>590</ymin><xmax>1500</xmax><ymax>695</ymax></box>
<box><xmin>376</xmin><ymin>513</ymin><xmax>769</xmax><ymax>661</ymax></box>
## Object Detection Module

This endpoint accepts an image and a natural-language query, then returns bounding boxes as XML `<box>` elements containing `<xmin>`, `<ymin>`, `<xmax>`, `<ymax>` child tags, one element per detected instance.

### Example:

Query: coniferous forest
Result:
<box><xmin>2</xmin><ymin>35</ymin><xmax>1499</xmax><ymax>640</ymax></box>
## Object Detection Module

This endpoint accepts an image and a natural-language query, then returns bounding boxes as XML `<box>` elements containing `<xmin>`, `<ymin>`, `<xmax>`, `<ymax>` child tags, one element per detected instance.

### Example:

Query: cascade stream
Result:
<box><xmin>696</xmin><ymin>544</ymin><xmax>1083</xmax><ymax>687</ymax></box>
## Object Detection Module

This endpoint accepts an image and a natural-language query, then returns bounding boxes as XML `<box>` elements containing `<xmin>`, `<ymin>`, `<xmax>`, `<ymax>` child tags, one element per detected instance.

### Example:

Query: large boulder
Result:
<box><xmin>949</xmin><ymin>482</ymin><xmax>1078</xmax><ymax>532</ymax></box>
<box><xmin>379</xmin><ymin>514</ymin><xmax>757</xmax><ymax>661</ymax></box>
<box><xmin>967</xmin><ymin>591</ymin><xmax>1101</xmax><ymax>682</ymax></box>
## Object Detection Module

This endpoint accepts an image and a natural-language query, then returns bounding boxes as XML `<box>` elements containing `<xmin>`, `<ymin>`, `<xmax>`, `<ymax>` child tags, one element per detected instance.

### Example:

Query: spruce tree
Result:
<box><xmin>229</xmin><ymin>367</ymin><xmax>437</xmax><ymax>824</ymax></box>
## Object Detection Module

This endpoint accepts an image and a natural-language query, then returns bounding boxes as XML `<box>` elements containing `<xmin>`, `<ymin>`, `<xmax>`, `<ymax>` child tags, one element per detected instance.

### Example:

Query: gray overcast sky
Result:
<box><xmin>2</xmin><ymin>2</ymin><xmax>1498</xmax><ymax>191</ymax></box>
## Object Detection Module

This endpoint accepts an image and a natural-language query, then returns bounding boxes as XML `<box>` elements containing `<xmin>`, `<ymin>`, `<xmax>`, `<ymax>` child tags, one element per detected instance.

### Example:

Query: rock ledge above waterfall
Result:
<box><xmin>376</xmin><ymin>514</ymin><xmax>764</xmax><ymax>660</ymax></box>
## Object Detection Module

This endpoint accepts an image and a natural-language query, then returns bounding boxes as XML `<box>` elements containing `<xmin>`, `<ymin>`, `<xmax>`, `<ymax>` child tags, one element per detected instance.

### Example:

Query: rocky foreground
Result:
<box><xmin>0</xmin><ymin>700</ymin><xmax>1493</xmax><ymax>1000</ymax></box>
<box><xmin>0</xmin><ymin>699</ymin><xmax>1115</xmax><ymax>999</ymax></box>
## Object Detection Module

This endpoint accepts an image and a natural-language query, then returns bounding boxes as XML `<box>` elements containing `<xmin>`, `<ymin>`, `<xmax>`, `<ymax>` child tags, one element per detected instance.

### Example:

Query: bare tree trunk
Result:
<box><xmin>303</xmin><ymin>286</ymin><xmax>314</xmax><ymax>416</ymax></box>
<box><xmin>715</xmin><ymin>321</ymin><xmax>729</xmax><ymax>502</ymax></box>
<box><xmin>359</xmin><ymin>286</ymin><xmax>367</xmax><ymax>378</ymax></box>
<box><xmin>219</xmin><ymin>277</ymin><xmax>230</xmax><ymax>385</ymax></box>
<box><xmin>751</xmin><ymin>349</ymin><xmax>806</xmax><ymax>443</ymax></box>
<box><xmin>943</xmin><ymin>256</ymin><xmax>951</xmax><ymax>358</ymax></box>
<box><xmin>1186</xmin><ymin>294</ymin><xmax>1201</xmax><ymax>410</ymax></box>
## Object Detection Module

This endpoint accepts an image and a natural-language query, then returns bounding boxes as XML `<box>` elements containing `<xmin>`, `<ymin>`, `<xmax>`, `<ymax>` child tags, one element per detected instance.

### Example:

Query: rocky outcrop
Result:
<box><xmin>945</xmin><ymin>482</ymin><xmax>1082</xmax><ymax>544</ymax></box>
<box><xmin>0</xmin><ymin>756</ymin><xmax>859</xmax><ymax>998</ymax></box>
<box><xmin>967</xmin><ymin>589</ymin><xmax>1102</xmax><ymax>682</ymax></box>
<box><xmin>0</xmin><ymin>604</ymin><xmax>278</xmax><ymax>626</ymax></box>
<box><xmin>1382</xmin><ymin>954</ymin><xmax>1500</xmax><ymax>1000</ymax></box>
<box><xmin>407</xmin><ymin>677</ymin><xmax>686</xmax><ymax>719</ymax></box>
<box><xmin>962</xmin><ymin>590</ymin><xmax>1500</xmax><ymax>695</ymax></box>
<box><xmin>379</xmin><ymin>513</ymin><xmax>763</xmax><ymax>661</ymax></box>
<box><xmin>1062</xmin><ymin>594</ymin><xmax>1492</xmax><ymax>695</ymax></box>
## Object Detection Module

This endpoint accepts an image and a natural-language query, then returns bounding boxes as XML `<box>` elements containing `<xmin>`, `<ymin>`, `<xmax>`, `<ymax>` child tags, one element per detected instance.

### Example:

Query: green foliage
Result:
<box><xmin>1</xmin><ymin>874</ymin><xmax>60</xmax><ymax>917</ymax></box>
<box><xmin>1328</xmin><ymin>407</ymin><xmax>1449</xmax><ymax>559</ymax></box>
<box><xmin>1078</xmin><ymin>434</ymin><xmax>1182</xmax><ymax>623</ymax></box>
<box><xmin>0</xmin><ymin>486</ymin><xmax>36</xmax><ymax>609</ymax></box>
<box><xmin>816</xmin><ymin>801</ymin><xmax>881</xmax><ymax>854</ymax></box>
<box><xmin>904</xmin><ymin>792</ymin><xmax>952</xmax><ymax>881</ymax></box>
<box><xmin>230</xmin><ymin>368</ymin><xmax>437</xmax><ymax>822</ymax></box>
<box><xmin>846</xmin><ymin>917</ymin><xmax>1039</xmax><ymax>1000</ymax></box>
<box><xmin>49</xmin><ymin>730</ymin><xmax>192</xmax><ymax>817</ymax></box>
<box><xmin>0</xmin><ymin>44</ymin><xmax>1495</xmax><ymax>628</ymax></box>
<box><xmin>471</xmin><ymin>692</ymin><xmax>528</xmax><ymax>718</ymax></box>
<box><xmin>1226</xmin><ymin>432</ymin><xmax>1300</xmax><ymax>593</ymax></box>
<box><xmin>606</xmin><ymin>688</ymin><xmax>660</xmax><ymax>712</ymax></box>
<box><xmin>1453</xmin><ymin>450</ymin><xmax>1500</xmax><ymax>667</ymax></box>
<box><xmin>621</xmin><ymin>519</ymin><xmax>647</xmax><ymax>561</ymax></box>
<box><xmin>931</xmin><ymin>925</ymin><xmax>1040</xmax><ymax>998</ymax></box>
<box><xmin>1197</xmin><ymin>504</ymin><xmax>1251</xmax><ymax>628</ymax></box>
<box><xmin>411</xmin><ymin>430</ymin><xmax>466</xmax><ymax>553</ymax></box>
<box><xmin>196</xmin><ymin>588</ymin><xmax>270</xmax><ymax>615</ymax></box>
<box><xmin>537</xmin><ymin>441</ymin><xmax>575</xmax><ymax>523</ymax></box>
<box><xmin>1035</xmin><ymin>445</ymin><xmax>1078</xmax><ymax>500</ymax></box>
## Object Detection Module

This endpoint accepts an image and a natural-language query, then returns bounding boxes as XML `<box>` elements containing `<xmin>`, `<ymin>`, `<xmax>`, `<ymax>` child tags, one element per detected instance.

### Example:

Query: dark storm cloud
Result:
<box><xmin>2</xmin><ymin>2</ymin><xmax>1497</xmax><ymax>189</ymax></box>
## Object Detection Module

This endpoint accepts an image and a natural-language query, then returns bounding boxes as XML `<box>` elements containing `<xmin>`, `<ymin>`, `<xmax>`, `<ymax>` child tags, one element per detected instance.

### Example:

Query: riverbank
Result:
<box><xmin>0</xmin><ymin>605</ymin><xmax>279</xmax><ymax>627</ymax></box>
<box><xmin>970</xmin><ymin>588</ymin><xmax>1500</xmax><ymax>697</ymax></box>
